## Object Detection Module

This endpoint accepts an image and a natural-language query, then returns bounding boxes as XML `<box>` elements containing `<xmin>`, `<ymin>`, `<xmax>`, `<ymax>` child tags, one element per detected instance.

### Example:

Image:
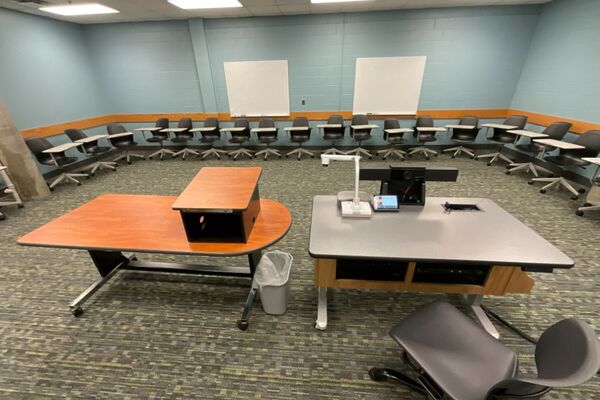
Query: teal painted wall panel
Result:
<box><xmin>0</xmin><ymin>8</ymin><xmax>105</xmax><ymax>130</ymax></box>
<box><xmin>511</xmin><ymin>0</ymin><xmax>600</xmax><ymax>123</ymax></box>
<box><xmin>84</xmin><ymin>21</ymin><xmax>204</xmax><ymax>114</ymax></box>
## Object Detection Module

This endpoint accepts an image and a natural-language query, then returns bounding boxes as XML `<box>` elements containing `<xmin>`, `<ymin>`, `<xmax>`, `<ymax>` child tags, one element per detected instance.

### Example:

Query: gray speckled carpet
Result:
<box><xmin>0</xmin><ymin>153</ymin><xmax>598</xmax><ymax>399</ymax></box>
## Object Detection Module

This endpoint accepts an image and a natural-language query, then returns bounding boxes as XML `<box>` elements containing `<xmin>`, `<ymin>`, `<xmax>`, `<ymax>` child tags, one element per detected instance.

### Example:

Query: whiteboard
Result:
<box><xmin>352</xmin><ymin>56</ymin><xmax>427</xmax><ymax>115</ymax></box>
<box><xmin>224</xmin><ymin>60</ymin><xmax>290</xmax><ymax>117</ymax></box>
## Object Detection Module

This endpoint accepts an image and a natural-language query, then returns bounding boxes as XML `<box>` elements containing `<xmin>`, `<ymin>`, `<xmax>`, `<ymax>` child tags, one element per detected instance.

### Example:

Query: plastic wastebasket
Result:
<box><xmin>254</xmin><ymin>251</ymin><xmax>293</xmax><ymax>315</ymax></box>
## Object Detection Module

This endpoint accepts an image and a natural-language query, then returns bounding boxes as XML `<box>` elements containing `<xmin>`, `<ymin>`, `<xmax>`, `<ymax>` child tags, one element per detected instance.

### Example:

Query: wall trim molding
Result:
<box><xmin>20</xmin><ymin>108</ymin><xmax>599</xmax><ymax>138</ymax></box>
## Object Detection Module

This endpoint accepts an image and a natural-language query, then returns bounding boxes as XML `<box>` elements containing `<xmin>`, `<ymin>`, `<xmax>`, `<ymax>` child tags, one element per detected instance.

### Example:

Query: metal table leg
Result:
<box><xmin>316</xmin><ymin>287</ymin><xmax>328</xmax><ymax>330</ymax></box>
<box><xmin>464</xmin><ymin>294</ymin><xmax>500</xmax><ymax>339</ymax></box>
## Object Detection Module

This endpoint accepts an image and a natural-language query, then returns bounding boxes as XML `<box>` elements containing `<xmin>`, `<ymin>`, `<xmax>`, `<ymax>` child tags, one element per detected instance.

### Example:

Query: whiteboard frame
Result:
<box><xmin>352</xmin><ymin>56</ymin><xmax>427</xmax><ymax>116</ymax></box>
<box><xmin>224</xmin><ymin>60</ymin><xmax>290</xmax><ymax>118</ymax></box>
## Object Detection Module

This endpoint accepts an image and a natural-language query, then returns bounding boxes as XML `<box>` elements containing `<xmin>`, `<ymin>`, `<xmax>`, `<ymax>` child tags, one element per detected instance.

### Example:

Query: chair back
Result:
<box><xmin>231</xmin><ymin>118</ymin><xmax>250</xmax><ymax>139</ymax></box>
<box><xmin>65</xmin><ymin>129</ymin><xmax>90</xmax><ymax>154</ymax></box>
<box><xmin>257</xmin><ymin>118</ymin><xmax>277</xmax><ymax>142</ymax></box>
<box><xmin>384</xmin><ymin>119</ymin><xmax>400</xmax><ymax>130</ymax></box>
<box><xmin>323</xmin><ymin>114</ymin><xmax>345</xmax><ymax>139</ymax></box>
<box><xmin>155</xmin><ymin>118</ymin><xmax>169</xmax><ymax>130</ymax></box>
<box><xmin>258</xmin><ymin>118</ymin><xmax>275</xmax><ymax>128</ymax></box>
<box><xmin>25</xmin><ymin>137</ymin><xmax>55</xmax><ymax>164</ymax></box>
<box><xmin>352</xmin><ymin>114</ymin><xmax>368</xmax><ymax>126</ymax></box>
<box><xmin>415</xmin><ymin>116</ymin><xmax>434</xmax><ymax>128</ymax></box>
<box><xmin>293</xmin><ymin>116</ymin><xmax>309</xmax><ymax>128</ymax></box>
<box><xmin>174</xmin><ymin>118</ymin><xmax>193</xmax><ymax>139</ymax></box>
<box><xmin>204</xmin><ymin>118</ymin><xmax>220</xmax><ymax>129</ymax></box>
<box><xmin>543</xmin><ymin>122</ymin><xmax>571</xmax><ymax>141</ymax></box>
<box><xmin>504</xmin><ymin>115</ymin><xmax>528</xmax><ymax>130</ymax></box>
<box><xmin>572</xmin><ymin>130</ymin><xmax>600</xmax><ymax>157</ymax></box>
<box><xmin>201</xmin><ymin>118</ymin><xmax>221</xmax><ymax>140</ymax></box>
<box><xmin>452</xmin><ymin>116</ymin><xmax>480</xmax><ymax>141</ymax></box>
<box><xmin>383</xmin><ymin>119</ymin><xmax>403</xmax><ymax>143</ymax></box>
<box><xmin>107</xmin><ymin>123</ymin><xmax>127</xmax><ymax>135</ymax></box>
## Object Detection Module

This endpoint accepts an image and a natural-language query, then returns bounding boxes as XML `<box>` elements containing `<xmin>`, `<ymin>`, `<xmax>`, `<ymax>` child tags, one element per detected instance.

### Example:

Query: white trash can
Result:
<box><xmin>254</xmin><ymin>251</ymin><xmax>293</xmax><ymax>315</ymax></box>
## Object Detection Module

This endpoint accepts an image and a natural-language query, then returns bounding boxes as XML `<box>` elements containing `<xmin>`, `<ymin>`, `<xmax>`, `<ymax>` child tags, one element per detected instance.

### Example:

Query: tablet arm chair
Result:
<box><xmin>370</xmin><ymin>301</ymin><xmax>600</xmax><ymax>400</ymax></box>
<box><xmin>443</xmin><ymin>116</ymin><xmax>480</xmax><ymax>159</ymax></box>
<box><xmin>254</xmin><ymin>118</ymin><xmax>281</xmax><ymax>160</ymax></box>
<box><xmin>347</xmin><ymin>114</ymin><xmax>373</xmax><ymax>158</ymax></box>
<box><xmin>576</xmin><ymin>162</ymin><xmax>600</xmax><ymax>216</ymax></box>
<box><xmin>321</xmin><ymin>115</ymin><xmax>346</xmax><ymax>155</ymax></box>
<box><xmin>227</xmin><ymin>118</ymin><xmax>254</xmax><ymax>160</ymax></box>
<box><xmin>409</xmin><ymin>116</ymin><xmax>439</xmax><ymax>159</ymax></box>
<box><xmin>171</xmin><ymin>118</ymin><xmax>197</xmax><ymax>160</ymax></box>
<box><xmin>286</xmin><ymin>117</ymin><xmax>314</xmax><ymax>160</ymax></box>
<box><xmin>0</xmin><ymin>164</ymin><xmax>24</xmax><ymax>211</ymax></box>
<box><xmin>529</xmin><ymin>130</ymin><xmax>600</xmax><ymax>200</ymax></box>
<box><xmin>107</xmin><ymin>123</ymin><xmax>146</xmax><ymax>164</ymax></box>
<box><xmin>476</xmin><ymin>115</ymin><xmax>528</xmax><ymax>166</ymax></box>
<box><xmin>26</xmin><ymin>137</ymin><xmax>88</xmax><ymax>190</ymax></box>
<box><xmin>378</xmin><ymin>119</ymin><xmax>408</xmax><ymax>160</ymax></box>
<box><xmin>200</xmin><ymin>118</ymin><xmax>227</xmax><ymax>159</ymax></box>
<box><xmin>507</xmin><ymin>122</ymin><xmax>572</xmax><ymax>177</ymax></box>
<box><xmin>65</xmin><ymin>129</ymin><xmax>117</xmax><ymax>175</ymax></box>
<box><xmin>147</xmin><ymin>118</ymin><xmax>174</xmax><ymax>160</ymax></box>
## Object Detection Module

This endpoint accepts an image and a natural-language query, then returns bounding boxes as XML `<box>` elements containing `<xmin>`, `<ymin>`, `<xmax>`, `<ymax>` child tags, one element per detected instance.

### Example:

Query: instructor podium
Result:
<box><xmin>18</xmin><ymin>167</ymin><xmax>291</xmax><ymax>327</ymax></box>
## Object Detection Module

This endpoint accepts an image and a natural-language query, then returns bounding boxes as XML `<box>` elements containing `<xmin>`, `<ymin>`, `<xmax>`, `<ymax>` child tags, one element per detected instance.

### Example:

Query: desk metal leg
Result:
<box><xmin>316</xmin><ymin>287</ymin><xmax>328</xmax><ymax>330</ymax></box>
<box><xmin>69</xmin><ymin>251</ymin><xmax>131</xmax><ymax>316</ymax></box>
<box><xmin>464</xmin><ymin>294</ymin><xmax>499</xmax><ymax>339</ymax></box>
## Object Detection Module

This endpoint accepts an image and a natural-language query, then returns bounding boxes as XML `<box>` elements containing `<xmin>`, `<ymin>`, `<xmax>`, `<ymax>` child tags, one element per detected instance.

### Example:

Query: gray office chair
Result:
<box><xmin>26</xmin><ymin>137</ymin><xmax>88</xmax><ymax>190</ymax></box>
<box><xmin>199</xmin><ymin>118</ymin><xmax>227</xmax><ymax>159</ymax></box>
<box><xmin>377</xmin><ymin>119</ymin><xmax>407</xmax><ymax>160</ymax></box>
<box><xmin>370</xmin><ymin>301</ymin><xmax>600</xmax><ymax>400</ymax></box>
<box><xmin>107</xmin><ymin>123</ymin><xmax>146</xmax><ymax>164</ymax></box>
<box><xmin>409</xmin><ymin>116</ymin><xmax>439</xmax><ymax>159</ymax></box>
<box><xmin>347</xmin><ymin>114</ymin><xmax>373</xmax><ymax>158</ymax></box>
<box><xmin>65</xmin><ymin>129</ymin><xmax>117</xmax><ymax>175</ymax></box>
<box><xmin>322</xmin><ymin>115</ymin><xmax>346</xmax><ymax>155</ymax></box>
<box><xmin>228</xmin><ymin>118</ymin><xmax>253</xmax><ymax>160</ymax></box>
<box><xmin>286</xmin><ymin>117</ymin><xmax>314</xmax><ymax>160</ymax></box>
<box><xmin>506</xmin><ymin>122</ymin><xmax>572</xmax><ymax>177</ymax></box>
<box><xmin>147</xmin><ymin>118</ymin><xmax>174</xmax><ymax>160</ymax></box>
<box><xmin>476</xmin><ymin>115</ymin><xmax>528</xmax><ymax>166</ymax></box>
<box><xmin>170</xmin><ymin>118</ymin><xmax>197</xmax><ymax>160</ymax></box>
<box><xmin>443</xmin><ymin>116</ymin><xmax>480</xmax><ymax>159</ymax></box>
<box><xmin>529</xmin><ymin>130</ymin><xmax>600</xmax><ymax>200</ymax></box>
<box><xmin>254</xmin><ymin>118</ymin><xmax>281</xmax><ymax>160</ymax></box>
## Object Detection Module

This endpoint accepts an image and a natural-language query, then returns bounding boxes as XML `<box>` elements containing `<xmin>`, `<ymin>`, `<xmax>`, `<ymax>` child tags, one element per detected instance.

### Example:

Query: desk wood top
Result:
<box><xmin>172</xmin><ymin>167</ymin><xmax>262</xmax><ymax>211</ymax></box>
<box><xmin>18</xmin><ymin>194</ymin><xmax>291</xmax><ymax>256</ymax></box>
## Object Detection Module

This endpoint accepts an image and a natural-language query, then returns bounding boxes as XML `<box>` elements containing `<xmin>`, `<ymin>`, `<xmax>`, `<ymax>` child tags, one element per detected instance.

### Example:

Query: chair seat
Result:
<box><xmin>290</xmin><ymin>135</ymin><xmax>309</xmax><ymax>143</ymax></box>
<box><xmin>258</xmin><ymin>137</ymin><xmax>277</xmax><ymax>143</ymax></box>
<box><xmin>112</xmin><ymin>140</ymin><xmax>136</xmax><ymax>148</ymax></box>
<box><xmin>200</xmin><ymin>135</ymin><xmax>220</xmax><ymax>143</ymax></box>
<box><xmin>229</xmin><ymin>137</ymin><xmax>248</xmax><ymax>144</ymax></box>
<box><xmin>387</xmin><ymin>136</ymin><xmax>404</xmax><ymax>144</ymax></box>
<box><xmin>417</xmin><ymin>134</ymin><xmax>437</xmax><ymax>142</ymax></box>
<box><xmin>390</xmin><ymin>302</ymin><xmax>517</xmax><ymax>400</ymax></box>
<box><xmin>171</xmin><ymin>137</ymin><xmax>190</xmax><ymax>144</ymax></box>
<box><xmin>452</xmin><ymin>133</ymin><xmax>477</xmax><ymax>143</ymax></box>
<box><xmin>544</xmin><ymin>154</ymin><xmax>590</xmax><ymax>167</ymax></box>
<box><xmin>352</xmin><ymin>133</ymin><xmax>371</xmax><ymax>141</ymax></box>
<box><xmin>516</xmin><ymin>143</ymin><xmax>544</xmax><ymax>154</ymax></box>
<box><xmin>86</xmin><ymin>146</ymin><xmax>111</xmax><ymax>154</ymax></box>
<box><xmin>323</xmin><ymin>134</ymin><xmax>343</xmax><ymax>141</ymax></box>
<box><xmin>41</xmin><ymin>156</ymin><xmax>78</xmax><ymax>167</ymax></box>
<box><xmin>488</xmin><ymin>135</ymin><xmax>515</xmax><ymax>144</ymax></box>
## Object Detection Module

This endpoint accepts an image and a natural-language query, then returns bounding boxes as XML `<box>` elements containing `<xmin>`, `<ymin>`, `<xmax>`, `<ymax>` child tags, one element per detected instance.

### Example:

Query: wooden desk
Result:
<box><xmin>18</xmin><ymin>192</ymin><xmax>291</xmax><ymax>323</ymax></box>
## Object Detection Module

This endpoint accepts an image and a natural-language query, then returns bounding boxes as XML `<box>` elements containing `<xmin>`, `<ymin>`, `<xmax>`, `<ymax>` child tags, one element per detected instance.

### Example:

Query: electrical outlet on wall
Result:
<box><xmin>301</xmin><ymin>99</ymin><xmax>306</xmax><ymax>105</ymax></box>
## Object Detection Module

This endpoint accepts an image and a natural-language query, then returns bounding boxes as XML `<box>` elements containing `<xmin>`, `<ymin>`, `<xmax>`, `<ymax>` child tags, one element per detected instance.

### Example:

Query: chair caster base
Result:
<box><xmin>571</xmin><ymin>195</ymin><xmax>579</xmax><ymax>200</ymax></box>
<box><xmin>237</xmin><ymin>319</ymin><xmax>249</xmax><ymax>331</ymax></box>
<box><xmin>528</xmin><ymin>181</ymin><xmax>534</xmax><ymax>185</ymax></box>
<box><xmin>505</xmin><ymin>171</ymin><xmax>511</xmax><ymax>175</ymax></box>
<box><xmin>540</xmin><ymin>189</ymin><xmax>546</xmax><ymax>194</ymax></box>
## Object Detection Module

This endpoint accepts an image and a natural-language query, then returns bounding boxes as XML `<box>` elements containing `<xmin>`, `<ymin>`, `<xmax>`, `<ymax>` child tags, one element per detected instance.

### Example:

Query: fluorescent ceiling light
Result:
<box><xmin>168</xmin><ymin>0</ymin><xmax>243</xmax><ymax>9</ymax></box>
<box><xmin>312</xmin><ymin>0</ymin><xmax>371</xmax><ymax>3</ymax></box>
<box><xmin>39</xmin><ymin>3</ymin><xmax>119</xmax><ymax>16</ymax></box>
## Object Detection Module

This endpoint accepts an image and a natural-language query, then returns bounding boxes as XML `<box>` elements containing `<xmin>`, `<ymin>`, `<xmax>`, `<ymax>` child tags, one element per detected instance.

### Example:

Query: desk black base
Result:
<box><xmin>70</xmin><ymin>250</ymin><xmax>261</xmax><ymax>330</ymax></box>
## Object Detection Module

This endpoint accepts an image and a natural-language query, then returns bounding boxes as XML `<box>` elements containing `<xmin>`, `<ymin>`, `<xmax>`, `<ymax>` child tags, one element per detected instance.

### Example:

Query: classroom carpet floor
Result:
<box><xmin>0</xmin><ymin>152</ymin><xmax>599</xmax><ymax>399</ymax></box>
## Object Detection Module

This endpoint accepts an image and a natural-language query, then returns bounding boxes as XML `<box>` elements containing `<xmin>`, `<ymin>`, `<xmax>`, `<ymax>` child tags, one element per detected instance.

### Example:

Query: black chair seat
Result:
<box><xmin>324</xmin><ymin>133</ymin><xmax>343</xmax><ymax>141</ymax></box>
<box><xmin>200</xmin><ymin>135</ymin><xmax>220</xmax><ymax>143</ymax></box>
<box><xmin>229</xmin><ymin>137</ymin><xmax>247</xmax><ymax>144</ymax></box>
<box><xmin>290</xmin><ymin>135</ymin><xmax>309</xmax><ymax>143</ymax></box>
<box><xmin>390</xmin><ymin>301</ymin><xmax>517</xmax><ymax>400</ymax></box>
<box><xmin>488</xmin><ymin>135</ymin><xmax>515</xmax><ymax>145</ymax></box>
<box><xmin>387</xmin><ymin>136</ymin><xmax>404</xmax><ymax>144</ymax></box>
<box><xmin>86</xmin><ymin>146</ymin><xmax>111</xmax><ymax>154</ymax></box>
<box><xmin>258</xmin><ymin>137</ymin><xmax>277</xmax><ymax>144</ymax></box>
<box><xmin>112</xmin><ymin>140</ymin><xmax>136</xmax><ymax>148</ymax></box>
<box><xmin>516</xmin><ymin>143</ymin><xmax>544</xmax><ymax>154</ymax></box>
<box><xmin>544</xmin><ymin>154</ymin><xmax>590</xmax><ymax>167</ymax></box>
<box><xmin>418</xmin><ymin>133</ymin><xmax>437</xmax><ymax>142</ymax></box>
<box><xmin>171</xmin><ymin>137</ymin><xmax>190</xmax><ymax>144</ymax></box>
<box><xmin>352</xmin><ymin>133</ymin><xmax>371</xmax><ymax>141</ymax></box>
<box><xmin>452</xmin><ymin>133</ymin><xmax>477</xmax><ymax>142</ymax></box>
<box><xmin>40</xmin><ymin>155</ymin><xmax>78</xmax><ymax>167</ymax></box>
<box><xmin>147</xmin><ymin>136</ymin><xmax>166</xmax><ymax>143</ymax></box>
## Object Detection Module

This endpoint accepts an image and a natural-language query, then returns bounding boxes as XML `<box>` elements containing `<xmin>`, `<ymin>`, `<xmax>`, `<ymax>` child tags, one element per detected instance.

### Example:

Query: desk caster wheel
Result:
<box><xmin>127</xmin><ymin>161</ymin><xmax>132</xmax><ymax>165</ymax></box>
<box><xmin>382</xmin><ymin>157</ymin><xmax>387</xmax><ymax>160</ymax></box>
<box><xmin>470</xmin><ymin>156</ymin><xmax>475</xmax><ymax>159</ymax></box>
<box><xmin>576</xmin><ymin>210</ymin><xmax>584</xmax><ymax>216</ymax></box>
<box><xmin>18</xmin><ymin>204</ymin><xmax>24</xmax><ymax>209</ymax></box>
<box><xmin>311</xmin><ymin>155</ymin><xmax>315</xmax><ymax>158</ymax></box>
<box><xmin>72</xmin><ymin>307</ymin><xmax>84</xmax><ymax>317</ymax></box>
<box><xmin>451</xmin><ymin>155</ymin><xmax>456</xmax><ymax>159</ymax></box>
<box><xmin>434</xmin><ymin>154</ymin><xmax>438</xmax><ymax>157</ymax></box>
<box><xmin>571</xmin><ymin>195</ymin><xmax>579</xmax><ymax>200</ymax></box>
<box><xmin>369</xmin><ymin>368</ymin><xmax>387</xmax><ymax>382</ymax></box>
<box><xmin>578</xmin><ymin>188</ymin><xmax>586</xmax><ymax>194</ymax></box>
<box><xmin>583</xmin><ymin>202</ymin><xmax>592</xmax><ymax>207</ymax></box>
<box><xmin>505</xmin><ymin>171</ymin><xmax>511</xmax><ymax>175</ymax></box>
<box><xmin>540</xmin><ymin>189</ymin><xmax>546</xmax><ymax>194</ymax></box>
<box><xmin>528</xmin><ymin>180</ymin><xmax>534</xmax><ymax>185</ymax></box>
<box><xmin>237</xmin><ymin>320</ymin><xmax>249</xmax><ymax>331</ymax></box>
<box><xmin>77</xmin><ymin>182</ymin><xmax>82</xmax><ymax>186</ymax></box>
<box><xmin>487</xmin><ymin>162</ymin><xmax>492</xmax><ymax>166</ymax></box>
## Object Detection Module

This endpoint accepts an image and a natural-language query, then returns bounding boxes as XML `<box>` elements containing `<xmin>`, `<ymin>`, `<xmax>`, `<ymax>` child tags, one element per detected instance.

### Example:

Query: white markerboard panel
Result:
<box><xmin>224</xmin><ymin>60</ymin><xmax>290</xmax><ymax>117</ymax></box>
<box><xmin>352</xmin><ymin>56</ymin><xmax>427</xmax><ymax>115</ymax></box>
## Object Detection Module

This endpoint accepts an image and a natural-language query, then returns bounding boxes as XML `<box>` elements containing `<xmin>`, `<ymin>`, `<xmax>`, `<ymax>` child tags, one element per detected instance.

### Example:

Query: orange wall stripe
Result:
<box><xmin>20</xmin><ymin>109</ymin><xmax>598</xmax><ymax>139</ymax></box>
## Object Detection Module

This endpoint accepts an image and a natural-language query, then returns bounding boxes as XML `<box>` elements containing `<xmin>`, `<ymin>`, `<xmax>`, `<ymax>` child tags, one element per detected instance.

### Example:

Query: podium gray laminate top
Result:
<box><xmin>309</xmin><ymin>195</ymin><xmax>573</xmax><ymax>271</ymax></box>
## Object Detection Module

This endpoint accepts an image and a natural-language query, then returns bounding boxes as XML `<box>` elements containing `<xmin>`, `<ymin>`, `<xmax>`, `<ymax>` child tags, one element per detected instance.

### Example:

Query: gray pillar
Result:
<box><xmin>0</xmin><ymin>97</ymin><xmax>50</xmax><ymax>200</ymax></box>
